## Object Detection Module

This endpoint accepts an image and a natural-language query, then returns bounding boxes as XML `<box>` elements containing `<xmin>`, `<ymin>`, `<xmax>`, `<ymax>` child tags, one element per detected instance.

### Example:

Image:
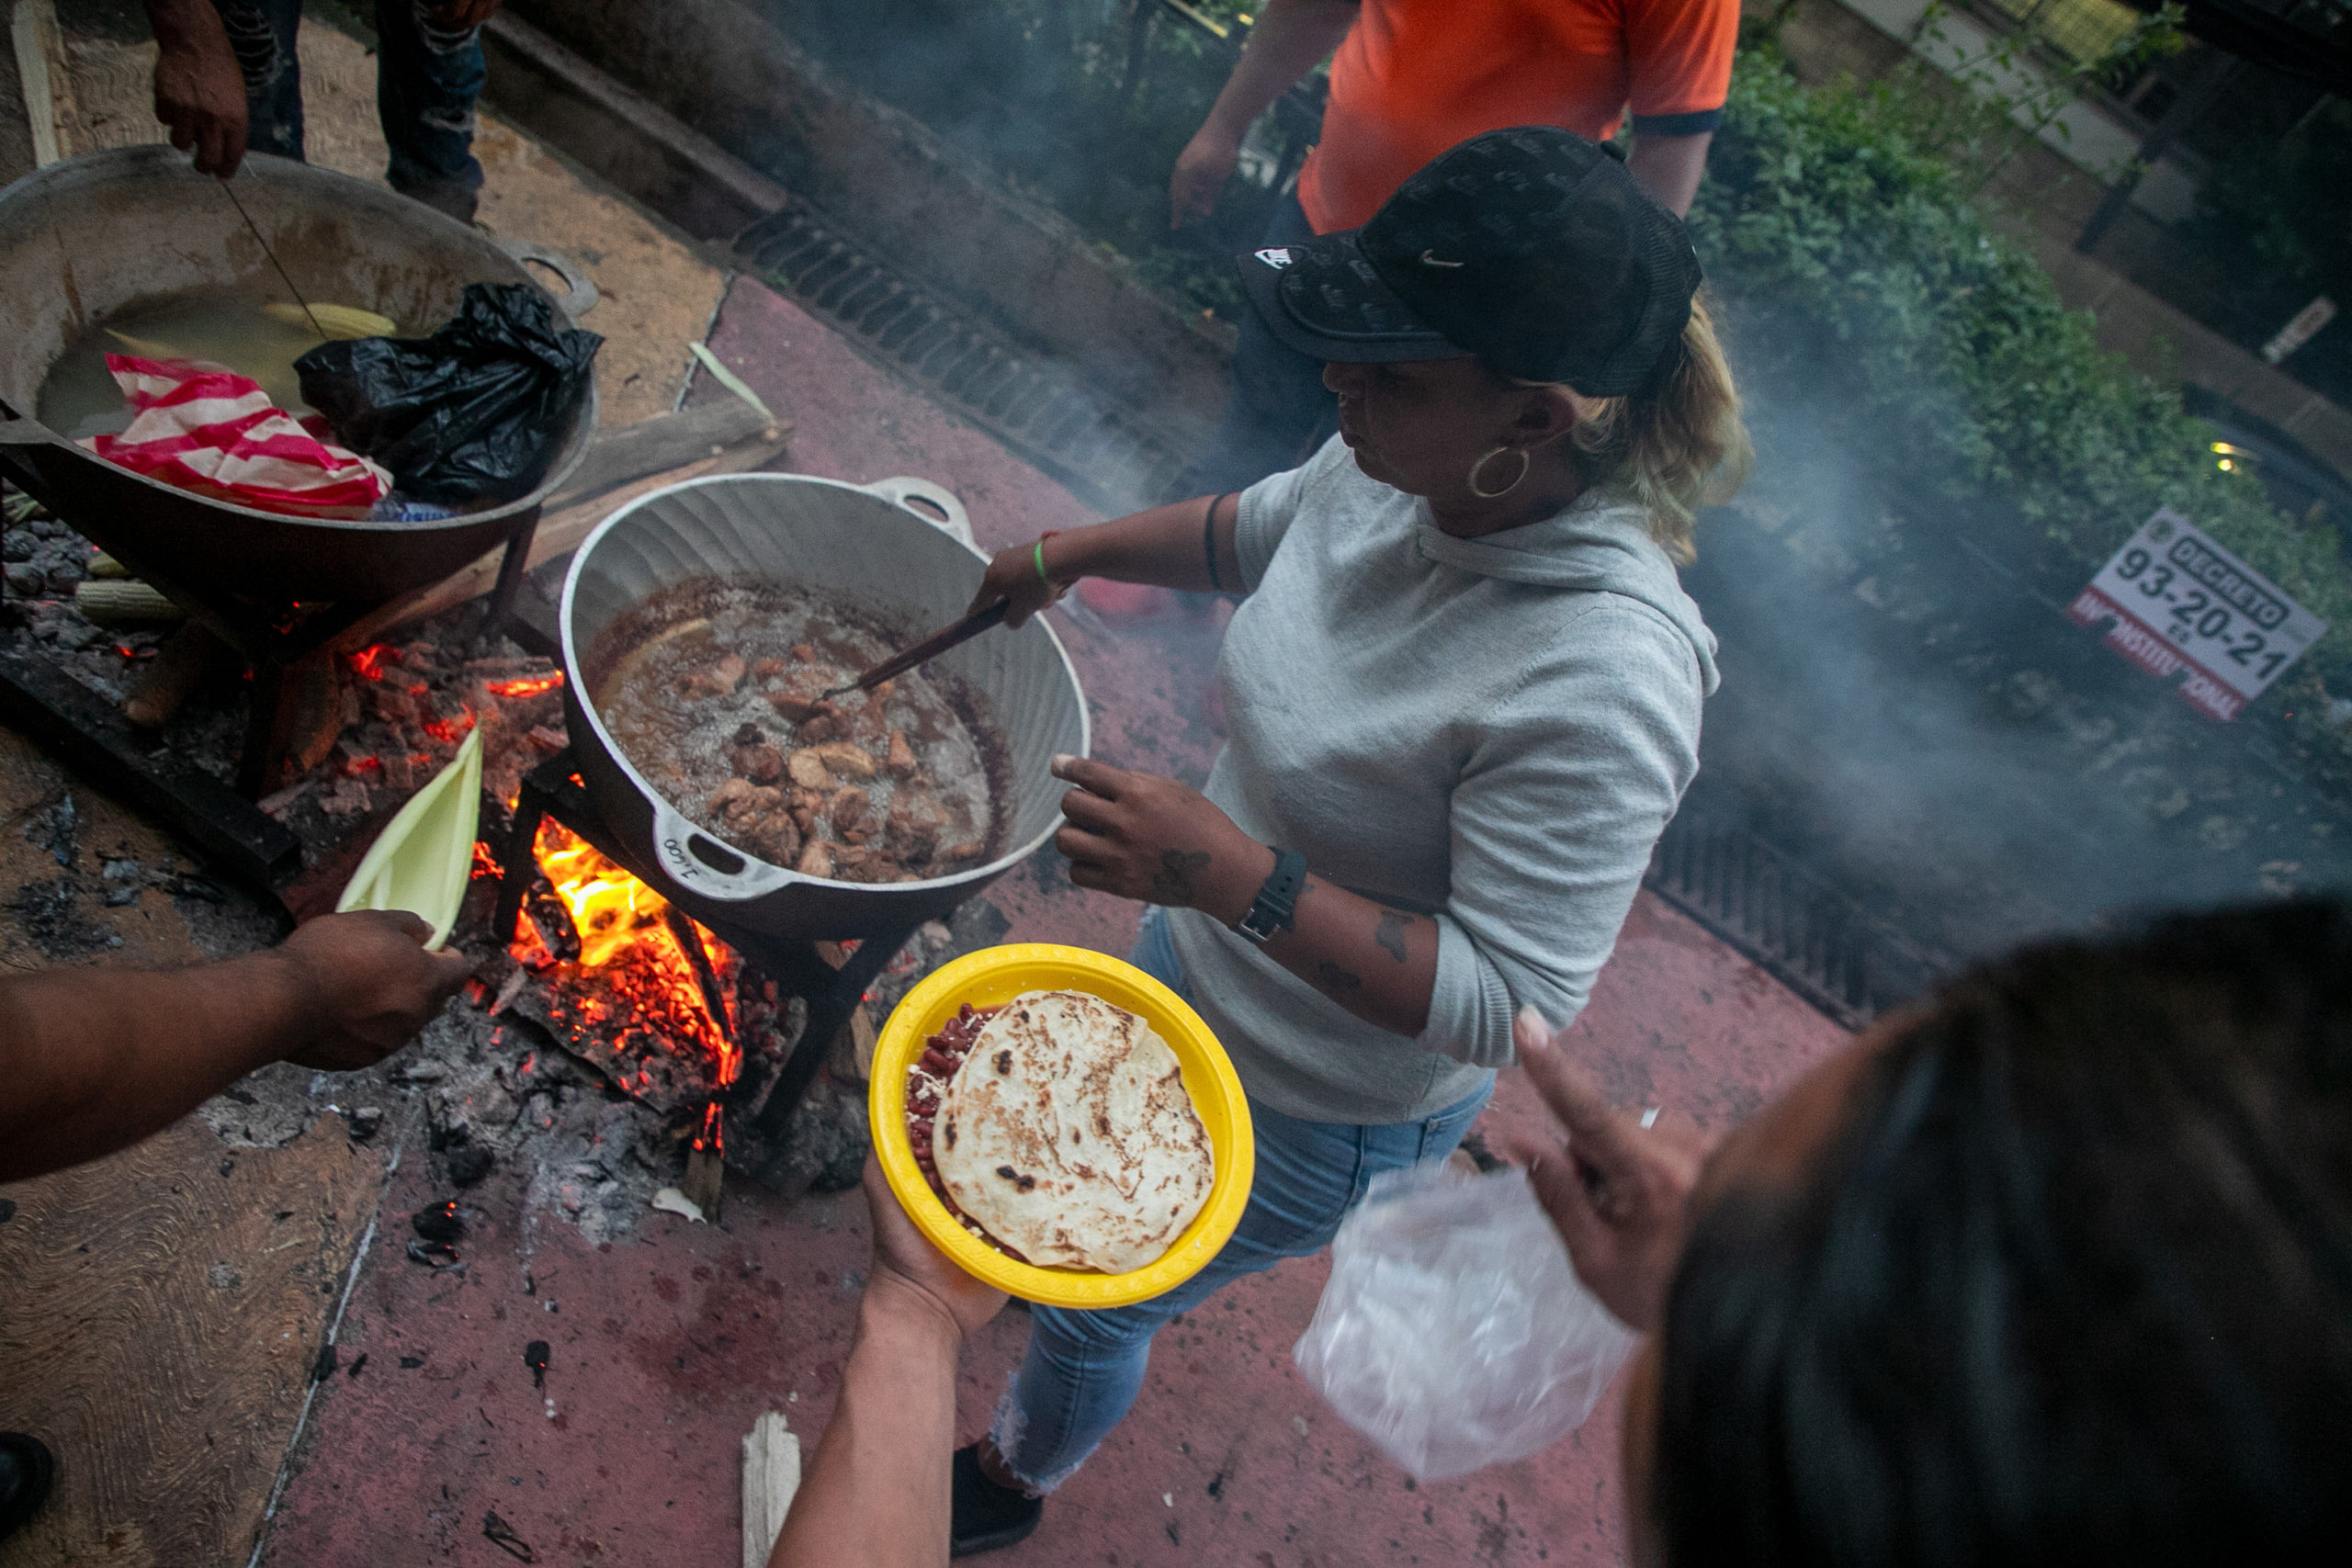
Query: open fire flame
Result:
<box><xmin>507</xmin><ymin>818</ymin><xmax>742</xmax><ymax>1122</ymax></box>
<box><xmin>501</xmin><ymin>818</ymin><xmax>738</xmax><ymax>1184</ymax></box>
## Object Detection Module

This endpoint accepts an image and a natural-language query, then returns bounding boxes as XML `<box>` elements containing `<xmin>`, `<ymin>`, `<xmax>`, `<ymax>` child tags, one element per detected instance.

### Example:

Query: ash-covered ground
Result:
<box><xmin>192</xmin><ymin>900</ymin><xmax>1001</xmax><ymax>1244</ymax></box>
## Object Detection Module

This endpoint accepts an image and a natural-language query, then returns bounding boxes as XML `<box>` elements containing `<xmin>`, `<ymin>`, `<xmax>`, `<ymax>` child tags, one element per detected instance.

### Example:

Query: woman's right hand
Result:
<box><xmin>967</xmin><ymin>538</ymin><xmax>1069</xmax><ymax>628</ymax></box>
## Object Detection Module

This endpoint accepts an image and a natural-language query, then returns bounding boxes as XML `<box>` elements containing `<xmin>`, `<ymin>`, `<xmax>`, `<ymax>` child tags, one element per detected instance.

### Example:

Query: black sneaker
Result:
<box><xmin>950</xmin><ymin>1444</ymin><xmax>1041</xmax><ymax>1558</ymax></box>
<box><xmin>0</xmin><ymin>1432</ymin><xmax>56</xmax><ymax>1541</ymax></box>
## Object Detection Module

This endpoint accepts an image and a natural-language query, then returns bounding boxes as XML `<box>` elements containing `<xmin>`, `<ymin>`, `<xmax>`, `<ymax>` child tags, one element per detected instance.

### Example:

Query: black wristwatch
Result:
<box><xmin>1235</xmin><ymin>847</ymin><xmax>1307</xmax><ymax>945</ymax></box>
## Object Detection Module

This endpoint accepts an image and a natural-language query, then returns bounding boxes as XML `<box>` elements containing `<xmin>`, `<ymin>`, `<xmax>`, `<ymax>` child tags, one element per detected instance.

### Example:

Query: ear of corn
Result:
<box><xmin>261</xmin><ymin>302</ymin><xmax>398</xmax><ymax>339</ymax></box>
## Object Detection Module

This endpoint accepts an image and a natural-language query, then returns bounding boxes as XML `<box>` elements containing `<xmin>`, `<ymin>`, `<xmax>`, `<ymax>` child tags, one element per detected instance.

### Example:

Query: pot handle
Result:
<box><xmin>864</xmin><ymin>477</ymin><xmax>976</xmax><ymax>549</ymax></box>
<box><xmin>496</xmin><ymin>238</ymin><xmax>601</xmax><ymax>320</ymax></box>
<box><xmin>647</xmin><ymin>800</ymin><xmax>797</xmax><ymax>903</ymax></box>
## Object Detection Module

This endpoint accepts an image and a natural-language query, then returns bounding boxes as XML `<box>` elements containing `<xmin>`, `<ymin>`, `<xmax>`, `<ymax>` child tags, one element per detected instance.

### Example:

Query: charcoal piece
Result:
<box><xmin>399</xmin><ymin>1355</ymin><xmax>424</xmax><ymax>1369</ymax></box>
<box><xmin>524</xmin><ymin>878</ymin><xmax>581</xmax><ymax>963</ymax></box>
<box><xmin>0</xmin><ymin>1200</ymin><xmax>15</xmax><ymax>1224</ymax></box>
<box><xmin>161</xmin><ymin>873</ymin><xmax>226</xmax><ymax>904</ymax></box>
<box><xmin>481</xmin><ymin>1511</ymin><xmax>536</xmax><ymax>1562</ymax></box>
<box><xmin>347</xmin><ymin>1353</ymin><xmax>368</xmax><ymax>1378</ymax></box>
<box><xmin>406</xmin><ymin>1238</ymin><xmax>459</xmax><ymax>1268</ymax></box>
<box><xmin>523</xmin><ymin>1339</ymin><xmax>549</xmax><ymax>1388</ymax></box>
<box><xmin>35</xmin><ymin>790</ymin><xmax>76</xmax><ymax>868</ymax></box>
<box><xmin>446</xmin><ymin>1145</ymin><xmax>495</xmax><ymax>1188</ymax></box>
<box><xmin>411</xmin><ymin>1201</ymin><xmax>464</xmax><ymax>1243</ymax></box>
<box><xmin>340</xmin><ymin>1105</ymin><xmax>384</xmax><ymax>1142</ymax></box>
<box><xmin>311</xmin><ymin>1343</ymin><xmax>338</xmax><ymax>1382</ymax></box>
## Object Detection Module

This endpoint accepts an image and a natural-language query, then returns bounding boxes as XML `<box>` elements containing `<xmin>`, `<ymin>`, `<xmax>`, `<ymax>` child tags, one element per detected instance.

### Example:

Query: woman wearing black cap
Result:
<box><xmin>946</xmin><ymin>126</ymin><xmax>1751</xmax><ymax>1553</ymax></box>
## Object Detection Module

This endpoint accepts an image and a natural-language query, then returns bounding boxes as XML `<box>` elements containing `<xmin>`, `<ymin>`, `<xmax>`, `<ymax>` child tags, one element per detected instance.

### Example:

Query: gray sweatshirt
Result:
<box><xmin>1165</xmin><ymin>436</ymin><xmax>1718</xmax><ymax>1124</ymax></box>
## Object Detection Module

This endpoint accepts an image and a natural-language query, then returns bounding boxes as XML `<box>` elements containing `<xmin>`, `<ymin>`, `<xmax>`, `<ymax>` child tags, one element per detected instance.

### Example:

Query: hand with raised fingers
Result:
<box><xmin>1506</xmin><ymin>1007</ymin><xmax>1708</xmax><ymax>1333</ymax></box>
<box><xmin>861</xmin><ymin>1156</ymin><xmax>1007</xmax><ymax>1340</ymax></box>
<box><xmin>275</xmin><ymin>909</ymin><xmax>475</xmax><ymax>1071</ymax></box>
<box><xmin>1048</xmin><ymin>753</ymin><xmax>1267</xmax><ymax>922</ymax></box>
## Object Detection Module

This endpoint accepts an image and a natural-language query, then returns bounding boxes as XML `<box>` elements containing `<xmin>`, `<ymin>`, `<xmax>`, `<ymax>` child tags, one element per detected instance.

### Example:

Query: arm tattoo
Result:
<box><xmin>1315</xmin><ymin>962</ymin><xmax>1363</xmax><ymax>992</ymax></box>
<box><xmin>1148</xmin><ymin>849</ymin><xmax>1212</xmax><ymax>904</ymax></box>
<box><xmin>1374</xmin><ymin>908</ymin><xmax>1414</xmax><ymax>964</ymax></box>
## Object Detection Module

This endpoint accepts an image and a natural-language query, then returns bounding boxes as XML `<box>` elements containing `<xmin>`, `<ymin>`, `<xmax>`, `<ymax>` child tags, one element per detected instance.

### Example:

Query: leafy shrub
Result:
<box><xmin>1690</xmin><ymin>48</ymin><xmax>2352</xmax><ymax>741</ymax></box>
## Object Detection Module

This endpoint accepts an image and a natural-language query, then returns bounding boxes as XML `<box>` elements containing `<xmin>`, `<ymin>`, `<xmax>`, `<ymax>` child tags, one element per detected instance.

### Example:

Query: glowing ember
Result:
<box><xmin>420</xmin><ymin>706</ymin><xmax>476</xmax><ymax>745</ymax></box>
<box><xmin>485</xmin><ymin>671</ymin><xmax>565</xmax><ymax>698</ymax></box>
<box><xmin>512</xmin><ymin>819</ymin><xmax>741</xmax><ymax>1087</ymax></box>
<box><xmin>692</xmin><ymin>1100</ymin><xmax>725</xmax><ymax>1156</ymax></box>
<box><xmin>348</xmin><ymin>644</ymin><xmax>395</xmax><ymax>682</ymax></box>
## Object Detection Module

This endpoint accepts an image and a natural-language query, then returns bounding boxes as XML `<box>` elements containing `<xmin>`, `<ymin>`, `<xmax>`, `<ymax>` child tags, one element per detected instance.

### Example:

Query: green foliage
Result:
<box><xmin>1690</xmin><ymin>48</ymin><xmax>2352</xmax><ymax>738</ymax></box>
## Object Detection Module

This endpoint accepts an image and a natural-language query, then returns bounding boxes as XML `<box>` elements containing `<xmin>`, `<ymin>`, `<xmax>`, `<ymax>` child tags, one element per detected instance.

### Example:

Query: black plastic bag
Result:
<box><xmin>296</xmin><ymin>282</ymin><xmax>600</xmax><ymax>505</ymax></box>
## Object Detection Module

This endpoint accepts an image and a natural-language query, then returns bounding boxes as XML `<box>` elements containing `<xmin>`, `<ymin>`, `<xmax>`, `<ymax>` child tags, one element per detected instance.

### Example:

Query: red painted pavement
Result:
<box><xmin>260</xmin><ymin>277</ymin><xmax>1849</xmax><ymax>1566</ymax></box>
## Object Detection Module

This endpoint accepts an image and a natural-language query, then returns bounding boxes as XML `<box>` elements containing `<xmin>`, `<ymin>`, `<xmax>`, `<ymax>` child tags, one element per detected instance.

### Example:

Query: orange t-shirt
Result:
<box><xmin>1295</xmin><ymin>0</ymin><xmax>1739</xmax><ymax>233</ymax></box>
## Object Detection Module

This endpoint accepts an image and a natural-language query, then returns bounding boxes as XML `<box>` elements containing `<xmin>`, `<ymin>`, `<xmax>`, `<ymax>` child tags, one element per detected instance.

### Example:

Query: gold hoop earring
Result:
<box><xmin>1468</xmin><ymin>446</ymin><xmax>1531</xmax><ymax>500</ymax></box>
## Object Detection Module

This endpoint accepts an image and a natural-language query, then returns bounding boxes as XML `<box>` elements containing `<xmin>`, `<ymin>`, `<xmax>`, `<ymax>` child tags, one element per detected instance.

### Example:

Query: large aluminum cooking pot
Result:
<box><xmin>560</xmin><ymin>473</ymin><xmax>1090</xmax><ymax>940</ymax></box>
<box><xmin>0</xmin><ymin>147</ymin><xmax>596</xmax><ymax>609</ymax></box>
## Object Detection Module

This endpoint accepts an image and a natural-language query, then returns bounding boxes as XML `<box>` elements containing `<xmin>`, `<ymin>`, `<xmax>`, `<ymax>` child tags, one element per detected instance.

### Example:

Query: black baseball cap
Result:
<box><xmin>1237</xmin><ymin>126</ymin><xmax>1702</xmax><ymax>397</ymax></box>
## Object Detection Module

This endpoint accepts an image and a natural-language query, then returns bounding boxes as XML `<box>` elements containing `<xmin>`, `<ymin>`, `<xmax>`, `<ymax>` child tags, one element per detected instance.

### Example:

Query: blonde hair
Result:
<box><xmin>1517</xmin><ymin>297</ymin><xmax>1751</xmax><ymax>565</ymax></box>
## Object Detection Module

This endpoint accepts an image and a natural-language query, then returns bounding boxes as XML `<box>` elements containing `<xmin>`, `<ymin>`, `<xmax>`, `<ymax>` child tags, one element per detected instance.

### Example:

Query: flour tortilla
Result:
<box><xmin>933</xmin><ymin>989</ymin><xmax>1215</xmax><ymax>1272</ymax></box>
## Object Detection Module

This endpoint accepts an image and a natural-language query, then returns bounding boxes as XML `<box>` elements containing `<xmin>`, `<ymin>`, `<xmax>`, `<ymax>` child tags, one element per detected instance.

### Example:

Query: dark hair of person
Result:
<box><xmin>1652</xmin><ymin>898</ymin><xmax>2352</xmax><ymax>1567</ymax></box>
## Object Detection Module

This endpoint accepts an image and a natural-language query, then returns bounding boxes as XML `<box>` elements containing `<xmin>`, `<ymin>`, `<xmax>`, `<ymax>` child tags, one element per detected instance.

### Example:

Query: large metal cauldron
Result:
<box><xmin>560</xmin><ymin>474</ymin><xmax>1091</xmax><ymax>940</ymax></box>
<box><xmin>0</xmin><ymin>147</ymin><xmax>596</xmax><ymax>609</ymax></box>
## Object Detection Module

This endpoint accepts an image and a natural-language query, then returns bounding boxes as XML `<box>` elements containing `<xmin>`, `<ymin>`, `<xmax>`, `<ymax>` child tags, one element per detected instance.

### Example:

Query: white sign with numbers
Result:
<box><xmin>2067</xmin><ymin>508</ymin><xmax>2327</xmax><ymax>721</ymax></box>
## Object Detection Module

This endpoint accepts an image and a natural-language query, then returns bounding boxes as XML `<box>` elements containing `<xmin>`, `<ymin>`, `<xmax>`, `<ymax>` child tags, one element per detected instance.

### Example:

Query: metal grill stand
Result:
<box><xmin>0</xmin><ymin>468</ymin><xmax>542</xmax><ymax>892</ymax></box>
<box><xmin>490</xmin><ymin>746</ymin><xmax>917</xmax><ymax>1187</ymax></box>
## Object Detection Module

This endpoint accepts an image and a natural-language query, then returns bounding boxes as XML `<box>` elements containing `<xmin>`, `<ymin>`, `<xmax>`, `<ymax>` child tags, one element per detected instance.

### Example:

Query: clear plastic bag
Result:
<box><xmin>1293</xmin><ymin>1163</ymin><xmax>1637</xmax><ymax>1481</ymax></box>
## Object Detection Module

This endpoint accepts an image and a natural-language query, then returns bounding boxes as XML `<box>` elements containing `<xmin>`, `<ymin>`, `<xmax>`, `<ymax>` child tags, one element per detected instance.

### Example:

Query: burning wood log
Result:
<box><xmin>682</xmin><ymin>1100</ymin><xmax>726</xmax><ymax>1222</ymax></box>
<box><xmin>123</xmin><ymin>623</ymin><xmax>223</xmax><ymax>728</ymax></box>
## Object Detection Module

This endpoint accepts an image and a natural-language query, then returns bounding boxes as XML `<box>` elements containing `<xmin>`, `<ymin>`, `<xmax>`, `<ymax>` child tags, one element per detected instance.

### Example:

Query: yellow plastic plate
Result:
<box><xmin>869</xmin><ymin>943</ymin><xmax>1255</xmax><ymax>1308</ymax></box>
<box><xmin>334</xmin><ymin>726</ymin><xmax>482</xmax><ymax>950</ymax></box>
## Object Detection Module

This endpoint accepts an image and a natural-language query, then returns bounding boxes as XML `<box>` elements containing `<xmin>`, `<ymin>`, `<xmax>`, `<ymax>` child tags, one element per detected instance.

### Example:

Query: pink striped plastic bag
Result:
<box><xmin>81</xmin><ymin>355</ymin><xmax>391</xmax><ymax>518</ymax></box>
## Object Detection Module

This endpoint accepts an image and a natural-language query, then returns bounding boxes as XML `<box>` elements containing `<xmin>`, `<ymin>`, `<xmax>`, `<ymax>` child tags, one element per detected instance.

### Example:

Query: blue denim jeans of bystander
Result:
<box><xmin>209</xmin><ymin>2</ymin><xmax>485</xmax><ymax>221</ymax></box>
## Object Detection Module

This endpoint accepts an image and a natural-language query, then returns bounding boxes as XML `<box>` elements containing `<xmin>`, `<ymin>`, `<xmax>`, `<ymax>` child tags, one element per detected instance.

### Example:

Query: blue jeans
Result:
<box><xmin>1184</xmin><ymin>191</ymin><xmax>1341</xmax><ymax>495</ymax></box>
<box><xmin>213</xmin><ymin>1</ymin><xmax>487</xmax><ymax>220</ymax></box>
<box><xmin>991</xmin><ymin>907</ymin><xmax>1492</xmax><ymax>1490</ymax></box>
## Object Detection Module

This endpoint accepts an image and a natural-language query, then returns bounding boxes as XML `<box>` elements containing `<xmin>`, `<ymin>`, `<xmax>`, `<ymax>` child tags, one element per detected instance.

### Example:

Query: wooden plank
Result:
<box><xmin>543</xmin><ymin>397</ymin><xmax>775</xmax><ymax>511</ymax></box>
<box><xmin>0</xmin><ymin>648</ymin><xmax>301</xmax><ymax>889</ymax></box>
<box><xmin>0</xmin><ymin>1116</ymin><xmax>387</xmax><ymax>1567</ymax></box>
<box><xmin>331</xmin><ymin>418</ymin><xmax>790</xmax><ymax>652</ymax></box>
<box><xmin>740</xmin><ymin>1412</ymin><xmax>801</xmax><ymax>1568</ymax></box>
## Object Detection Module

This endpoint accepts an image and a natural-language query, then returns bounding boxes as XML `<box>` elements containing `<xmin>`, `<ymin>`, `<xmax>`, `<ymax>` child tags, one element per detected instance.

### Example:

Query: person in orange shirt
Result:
<box><xmin>1175</xmin><ymin>0</ymin><xmax>1737</xmax><ymax>495</ymax></box>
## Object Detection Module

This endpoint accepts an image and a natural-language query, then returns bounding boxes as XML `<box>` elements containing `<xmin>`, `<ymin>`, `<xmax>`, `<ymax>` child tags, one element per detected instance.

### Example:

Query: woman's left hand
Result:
<box><xmin>1051</xmin><ymin>754</ymin><xmax>1270</xmax><ymax>920</ymax></box>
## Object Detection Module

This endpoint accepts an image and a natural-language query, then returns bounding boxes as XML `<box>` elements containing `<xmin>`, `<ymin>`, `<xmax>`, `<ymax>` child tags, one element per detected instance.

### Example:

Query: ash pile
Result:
<box><xmin>386</xmin><ymin>903</ymin><xmax>997</xmax><ymax>1241</ymax></box>
<box><xmin>199</xmin><ymin>905</ymin><xmax>997</xmax><ymax>1246</ymax></box>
